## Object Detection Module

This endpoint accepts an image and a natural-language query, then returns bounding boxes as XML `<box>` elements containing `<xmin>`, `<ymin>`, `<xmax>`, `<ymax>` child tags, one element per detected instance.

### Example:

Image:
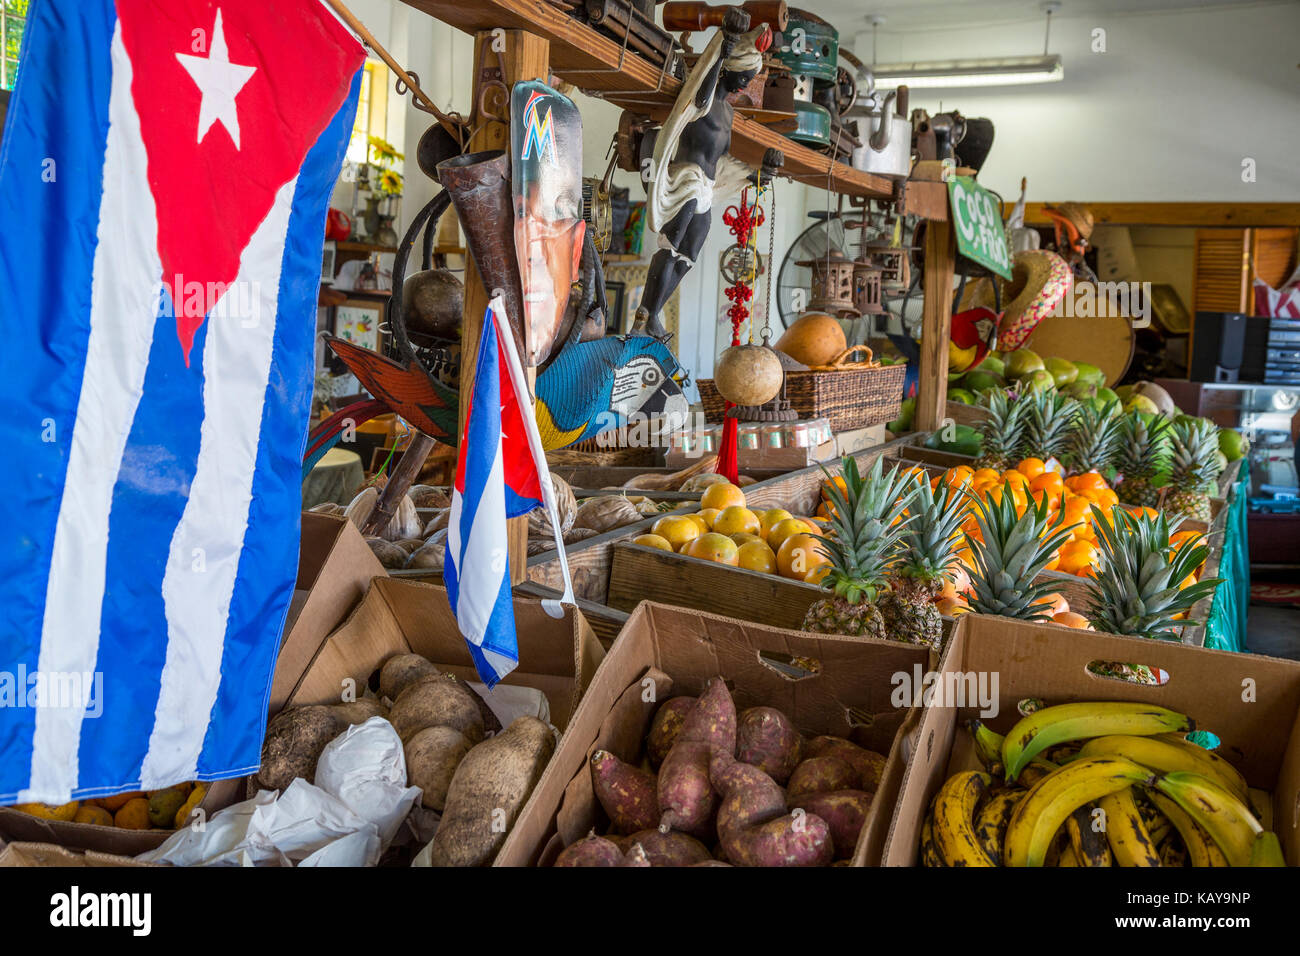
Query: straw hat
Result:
<box><xmin>961</xmin><ymin>250</ymin><xmax>1072</xmax><ymax>352</ymax></box>
<box><xmin>1043</xmin><ymin>202</ymin><xmax>1095</xmax><ymax>241</ymax></box>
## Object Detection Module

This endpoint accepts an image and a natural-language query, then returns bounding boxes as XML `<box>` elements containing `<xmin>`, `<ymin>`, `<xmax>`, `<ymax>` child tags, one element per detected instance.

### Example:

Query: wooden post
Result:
<box><xmin>916</xmin><ymin>219</ymin><xmax>955</xmax><ymax>435</ymax></box>
<box><xmin>460</xmin><ymin>30</ymin><xmax>549</xmax><ymax>584</ymax></box>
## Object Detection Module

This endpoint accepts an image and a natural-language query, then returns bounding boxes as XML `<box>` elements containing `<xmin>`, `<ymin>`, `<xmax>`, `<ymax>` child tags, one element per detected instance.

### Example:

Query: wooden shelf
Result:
<box><xmin>1004</xmin><ymin>202</ymin><xmax>1300</xmax><ymax>228</ymax></box>
<box><xmin>400</xmin><ymin>0</ymin><xmax>897</xmax><ymax>200</ymax></box>
<box><xmin>336</xmin><ymin>240</ymin><xmax>399</xmax><ymax>254</ymax></box>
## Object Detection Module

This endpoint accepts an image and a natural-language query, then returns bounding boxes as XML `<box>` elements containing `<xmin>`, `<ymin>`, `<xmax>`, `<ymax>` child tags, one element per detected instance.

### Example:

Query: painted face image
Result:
<box><xmin>515</xmin><ymin>181</ymin><xmax>585</xmax><ymax>366</ymax></box>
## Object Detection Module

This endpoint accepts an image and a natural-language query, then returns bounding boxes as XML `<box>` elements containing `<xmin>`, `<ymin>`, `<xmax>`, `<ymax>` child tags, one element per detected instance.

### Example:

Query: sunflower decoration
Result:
<box><xmin>367</xmin><ymin>135</ymin><xmax>405</xmax><ymax>197</ymax></box>
<box><xmin>377</xmin><ymin>169</ymin><xmax>404</xmax><ymax>196</ymax></box>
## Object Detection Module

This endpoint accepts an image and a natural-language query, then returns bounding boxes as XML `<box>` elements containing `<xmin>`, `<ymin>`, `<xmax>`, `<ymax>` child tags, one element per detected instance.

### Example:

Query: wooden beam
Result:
<box><xmin>1003</xmin><ymin>202</ymin><xmax>1300</xmax><ymax>228</ymax></box>
<box><xmin>459</xmin><ymin>30</ymin><xmax>549</xmax><ymax>585</ymax></box>
<box><xmin>916</xmin><ymin>220</ymin><xmax>955</xmax><ymax>434</ymax></box>
<box><xmin>399</xmin><ymin>0</ymin><xmax>894</xmax><ymax>199</ymax></box>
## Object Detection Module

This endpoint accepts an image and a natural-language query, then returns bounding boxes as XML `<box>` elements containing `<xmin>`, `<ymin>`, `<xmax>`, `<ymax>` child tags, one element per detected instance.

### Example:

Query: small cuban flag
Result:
<box><xmin>443</xmin><ymin>296</ymin><xmax>576</xmax><ymax>687</ymax></box>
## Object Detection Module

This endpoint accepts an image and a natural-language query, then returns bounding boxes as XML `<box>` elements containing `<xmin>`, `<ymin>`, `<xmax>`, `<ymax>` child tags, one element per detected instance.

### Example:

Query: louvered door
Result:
<box><xmin>1193</xmin><ymin>229</ymin><xmax>1249</xmax><ymax>313</ymax></box>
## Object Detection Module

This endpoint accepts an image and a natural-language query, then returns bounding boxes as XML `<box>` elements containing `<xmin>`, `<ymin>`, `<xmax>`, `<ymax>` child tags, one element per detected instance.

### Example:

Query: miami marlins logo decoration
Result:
<box><xmin>520</xmin><ymin>90</ymin><xmax>558</xmax><ymax>166</ymax></box>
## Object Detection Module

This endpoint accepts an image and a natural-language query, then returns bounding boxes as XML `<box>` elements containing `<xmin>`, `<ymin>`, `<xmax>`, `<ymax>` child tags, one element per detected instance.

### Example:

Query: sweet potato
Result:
<box><xmin>692</xmin><ymin>859</ymin><xmax>734</xmax><ymax>867</ymax></box>
<box><xmin>259</xmin><ymin>705</ymin><xmax>345</xmax><ymax>790</ymax></box>
<box><xmin>620</xmin><ymin>844</ymin><xmax>652</xmax><ymax>867</ymax></box>
<box><xmin>428</xmin><ymin>716</ymin><xmax>555</xmax><ymax>866</ymax></box>
<box><xmin>803</xmin><ymin>736</ymin><xmax>886</xmax><ymax>791</ymax></box>
<box><xmin>710</xmin><ymin>750</ymin><xmax>832</xmax><ymax>867</ymax></box>
<box><xmin>625</xmin><ymin>828</ymin><xmax>712</xmax><ymax>866</ymax></box>
<box><xmin>656</xmin><ymin>740</ymin><xmax>716</xmax><ymax>837</ymax></box>
<box><xmin>379</xmin><ymin>654</ymin><xmax>439</xmax><ymax>702</ymax></box>
<box><xmin>791</xmin><ymin>789</ymin><xmax>872</xmax><ymax>860</ymax></box>
<box><xmin>389</xmin><ymin>674</ymin><xmax>484</xmax><ymax>743</ymax></box>
<box><xmin>553</xmin><ymin>832</ymin><xmax>624</xmax><ymax>867</ymax></box>
<box><xmin>736</xmin><ymin>706</ymin><xmax>802</xmax><ymax>784</ymax></box>
<box><xmin>405</xmin><ymin>725</ymin><xmax>474</xmax><ymax>811</ymax></box>
<box><xmin>786</xmin><ymin>755</ymin><xmax>858</xmax><ymax>798</ymax></box>
<box><xmin>591</xmin><ymin>750</ymin><xmax>659</xmax><ymax>835</ymax></box>
<box><xmin>646</xmin><ymin>696</ymin><xmax>695</xmax><ymax>767</ymax></box>
<box><xmin>677</xmin><ymin>677</ymin><xmax>737</xmax><ymax>754</ymax></box>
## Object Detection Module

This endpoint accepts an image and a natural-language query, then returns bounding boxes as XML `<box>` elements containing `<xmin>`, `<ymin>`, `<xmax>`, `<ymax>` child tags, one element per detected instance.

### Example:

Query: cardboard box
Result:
<box><xmin>0</xmin><ymin>778</ymin><xmax>244</xmax><ymax>857</ymax></box>
<box><xmin>0</xmin><ymin>842</ymin><xmax>156</xmax><ymax>867</ymax></box>
<box><xmin>498</xmin><ymin>601</ymin><xmax>936</xmax><ymax>867</ymax></box>
<box><xmin>835</xmin><ymin>424</ymin><xmax>888</xmax><ymax>456</ymax></box>
<box><xmin>287</xmin><ymin>576</ymin><xmax>605</xmax><ymax>734</ymax></box>
<box><xmin>269</xmin><ymin>513</ymin><xmax>386</xmax><ymax>713</ymax></box>
<box><xmin>882</xmin><ymin>614</ymin><xmax>1300</xmax><ymax>865</ymax></box>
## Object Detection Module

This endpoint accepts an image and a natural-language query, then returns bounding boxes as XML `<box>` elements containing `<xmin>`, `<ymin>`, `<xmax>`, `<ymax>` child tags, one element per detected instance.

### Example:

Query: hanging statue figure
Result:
<box><xmin>630</xmin><ymin>10</ymin><xmax>772</xmax><ymax>340</ymax></box>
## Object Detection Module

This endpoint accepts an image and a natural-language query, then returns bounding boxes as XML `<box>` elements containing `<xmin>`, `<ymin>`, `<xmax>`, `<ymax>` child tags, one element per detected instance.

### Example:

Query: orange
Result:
<box><xmin>713</xmin><ymin>505</ymin><xmax>760</xmax><ymax>537</ymax></box>
<box><xmin>1043</xmin><ymin>550</ymin><xmax>1061</xmax><ymax>572</ymax></box>
<box><xmin>767</xmin><ymin>517</ymin><xmax>813</xmax><ymax>551</ymax></box>
<box><xmin>1053</xmin><ymin>611</ymin><xmax>1092</xmax><ymax>630</ymax></box>
<box><xmin>700</xmin><ymin>481</ymin><xmax>746</xmax><ymax>512</ymax></box>
<box><xmin>1017</xmin><ymin>457</ymin><xmax>1046</xmax><ymax>480</ymax></box>
<box><xmin>651</xmin><ymin>515</ymin><xmax>702</xmax><ymax>552</ymax></box>
<box><xmin>973</xmin><ymin>467</ymin><xmax>1001</xmax><ymax>483</ymax></box>
<box><xmin>684</xmin><ymin>514</ymin><xmax>711</xmax><ymax>535</ymax></box>
<box><xmin>936</xmin><ymin>596</ymin><xmax>970</xmax><ymax>616</ymax></box>
<box><xmin>1094</xmin><ymin>489</ymin><xmax>1119</xmax><ymax>509</ymax></box>
<box><xmin>1029</xmin><ymin>471</ymin><xmax>1064</xmax><ymax>498</ymax></box>
<box><xmin>632</xmin><ymin>533</ymin><xmax>674</xmax><ymax>552</ymax></box>
<box><xmin>1058</xmin><ymin>540</ymin><xmax>1098</xmax><ymax>575</ymax></box>
<box><xmin>803</xmin><ymin>564</ymin><xmax>832</xmax><ymax>585</ymax></box>
<box><xmin>730</xmin><ymin>531</ymin><xmax>764</xmax><ymax>547</ymax></box>
<box><xmin>736</xmin><ymin>540</ymin><xmax>777</xmax><ymax>574</ymax></box>
<box><xmin>758</xmin><ymin>508</ymin><xmax>794</xmax><ymax>539</ymax></box>
<box><xmin>776</xmin><ymin>532</ymin><xmax>829</xmax><ymax>580</ymax></box>
<box><xmin>1003</xmin><ymin>469</ymin><xmax>1031</xmax><ymax>488</ymax></box>
<box><xmin>1032</xmin><ymin>592</ymin><xmax>1069</xmax><ymax>617</ymax></box>
<box><xmin>1069</xmin><ymin>471</ymin><xmax>1108</xmax><ymax>494</ymax></box>
<box><xmin>696</xmin><ymin>508</ymin><xmax>721</xmax><ymax>530</ymax></box>
<box><xmin>821</xmin><ymin>475</ymin><xmax>847</xmax><ymax>502</ymax></box>
<box><xmin>682</xmin><ymin>532</ymin><xmax>740</xmax><ymax>565</ymax></box>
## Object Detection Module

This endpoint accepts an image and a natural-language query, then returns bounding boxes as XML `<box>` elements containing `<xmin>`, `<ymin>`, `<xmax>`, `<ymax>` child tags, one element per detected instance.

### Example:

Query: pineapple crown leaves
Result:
<box><xmin>1118</xmin><ymin>410</ymin><xmax>1174</xmax><ymax>477</ymax></box>
<box><xmin>894</xmin><ymin>472</ymin><xmax>965</xmax><ymax>588</ymax></box>
<box><xmin>1019</xmin><ymin>390</ymin><xmax>1079</xmax><ymax>462</ymax></box>
<box><xmin>976</xmin><ymin>389</ymin><xmax>1026</xmax><ymax>462</ymax></box>
<box><xmin>963</xmin><ymin>487</ymin><xmax>1080</xmax><ymax>621</ymax></box>
<box><xmin>1168</xmin><ymin>417</ymin><xmax>1224</xmax><ymax>489</ymax></box>
<box><xmin>1084</xmin><ymin>505</ymin><xmax>1221</xmax><ymax>638</ymax></box>
<box><xmin>814</xmin><ymin>456</ymin><xmax>917</xmax><ymax>605</ymax></box>
<box><xmin>1067</xmin><ymin>398</ymin><xmax>1124</xmax><ymax>474</ymax></box>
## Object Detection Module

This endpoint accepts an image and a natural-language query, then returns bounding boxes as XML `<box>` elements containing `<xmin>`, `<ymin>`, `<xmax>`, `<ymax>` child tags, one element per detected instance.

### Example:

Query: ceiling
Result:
<box><xmin>807</xmin><ymin>0</ymin><xmax>1276</xmax><ymax>33</ymax></box>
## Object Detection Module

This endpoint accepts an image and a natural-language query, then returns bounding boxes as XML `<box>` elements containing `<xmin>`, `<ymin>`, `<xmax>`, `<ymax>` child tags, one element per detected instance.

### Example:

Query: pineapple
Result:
<box><xmin>965</xmin><ymin>488</ymin><xmax>1077</xmax><ymax>621</ymax></box>
<box><xmin>974</xmin><ymin>390</ymin><xmax>1025</xmax><ymax>471</ymax></box>
<box><xmin>1018</xmin><ymin>390</ymin><xmax>1078</xmax><ymax>466</ymax></box>
<box><xmin>1066</xmin><ymin>398</ymin><xmax>1122</xmax><ymax>477</ymax></box>
<box><xmin>881</xmin><ymin>474</ymin><xmax>966</xmax><ymax>649</ymax></box>
<box><xmin>801</xmin><ymin>457</ymin><xmax>916</xmax><ymax>641</ymax></box>
<box><xmin>1086</xmin><ymin>505</ymin><xmax>1219</xmax><ymax>638</ymax></box>
<box><xmin>1115</xmin><ymin>411</ymin><xmax>1172</xmax><ymax>508</ymax></box>
<box><xmin>1165</xmin><ymin>418</ymin><xmax>1222</xmax><ymax>523</ymax></box>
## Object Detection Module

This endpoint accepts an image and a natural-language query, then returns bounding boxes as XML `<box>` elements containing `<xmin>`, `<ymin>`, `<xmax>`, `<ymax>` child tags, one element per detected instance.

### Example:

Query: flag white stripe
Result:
<box><xmin>139</xmin><ymin>176</ymin><xmax>296</xmax><ymax>787</ymax></box>
<box><xmin>455</xmin><ymin>437</ymin><xmax>509</xmax><ymax>646</ymax></box>
<box><xmin>21</xmin><ymin>27</ymin><xmax>162</xmax><ymax>803</ymax></box>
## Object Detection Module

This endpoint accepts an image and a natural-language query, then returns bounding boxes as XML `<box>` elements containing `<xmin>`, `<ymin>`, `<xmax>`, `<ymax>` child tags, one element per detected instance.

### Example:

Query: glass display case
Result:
<box><xmin>1196</xmin><ymin>383</ymin><xmax>1299</xmax><ymax>504</ymax></box>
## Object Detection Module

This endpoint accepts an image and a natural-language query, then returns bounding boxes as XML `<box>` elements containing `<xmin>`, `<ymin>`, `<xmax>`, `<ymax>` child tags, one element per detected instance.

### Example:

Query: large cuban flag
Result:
<box><xmin>444</xmin><ymin>297</ymin><xmax>576</xmax><ymax>688</ymax></box>
<box><xmin>0</xmin><ymin>0</ymin><xmax>364</xmax><ymax>804</ymax></box>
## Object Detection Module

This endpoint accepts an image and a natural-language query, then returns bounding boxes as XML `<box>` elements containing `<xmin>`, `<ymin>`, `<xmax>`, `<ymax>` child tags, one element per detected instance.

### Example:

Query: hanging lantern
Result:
<box><xmin>862</xmin><ymin>237</ymin><xmax>910</xmax><ymax>293</ymax></box>
<box><xmin>798</xmin><ymin>249</ymin><xmax>858</xmax><ymax>318</ymax></box>
<box><xmin>852</xmin><ymin>259</ymin><xmax>886</xmax><ymax>316</ymax></box>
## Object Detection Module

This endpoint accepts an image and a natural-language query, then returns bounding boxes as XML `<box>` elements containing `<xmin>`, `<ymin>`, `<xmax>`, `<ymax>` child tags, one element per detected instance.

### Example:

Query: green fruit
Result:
<box><xmin>1023</xmin><ymin>369</ymin><xmax>1056</xmax><ymax>393</ymax></box>
<box><xmin>1045</xmin><ymin>357</ymin><xmax>1078</xmax><ymax>387</ymax></box>
<box><xmin>927</xmin><ymin>424</ymin><xmax>982</xmax><ymax>457</ymax></box>
<box><xmin>961</xmin><ymin>370</ymin><xmax>1006</xmax><ymax>393</ymax></box>
<box><xmin>949</xmin><ymin>388</ymin><xmax>975</xmax><ymax>405</ymax></box>
<box><xmin>1114</xmin><ymin>384</ymin><xmax>1134</xmax><ymax>402</ymax></box>
<box><xmin>887</xmin><ymin>396</ymin><xmax>917</xmax><ymax>433</ymax></box>
<box><xmin>1005</xmin><ymin>349</ymin><xmax>1045</xmax><ymax>379</ymax></box>
<box><xmin>1124</xmin><ymin>395</ymin><xmax>1160</xmax><ymax>416</ymax></box>
<box><xmin>148</xmin><ymin>788</ymin><xmax>188</xmax><ymax>829</ymax></box>
<box><xmin>978</xmin><ymin>355</ymin><xmax>1006</xmax><ymax>378</ymax></box>
<box><xmin>1064</xmin><ymin>381</ymin><xmax>1098</xmax><ymax>401</ymax></box>
<box><xmin>1073</xmin><ymin>362</ymin><xmax>1106</xmax><ymax>388</ymax></box>
<box><xmin>1219</xmin><ymin>428</ymin><xmax>1248</xmax><ymax>461</ymax></box>
<box><xmin>1214</xmin><ymin>450</ymin><xmax>1229</xmax><ymax>474</ymax></box>
<box><xmin>1096</xmin><ymin>386</ymin><xmax>1119</xmax><ymax>407</ymax></box>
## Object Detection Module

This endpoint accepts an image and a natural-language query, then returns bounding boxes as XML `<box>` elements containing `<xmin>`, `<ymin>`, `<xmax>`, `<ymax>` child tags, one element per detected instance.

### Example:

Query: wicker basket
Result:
<box><xmin>699</xmin><ymin>346</ymin><xmax>907</xmax><ymax>432</ymax></box>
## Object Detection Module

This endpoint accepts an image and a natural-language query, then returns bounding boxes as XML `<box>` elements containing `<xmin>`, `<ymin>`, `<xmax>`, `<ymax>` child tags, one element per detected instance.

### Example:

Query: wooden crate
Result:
<box><xmin>946</xmin><ymin>400</ymin><xmax>990</xmax><ymax>427</ymax></box>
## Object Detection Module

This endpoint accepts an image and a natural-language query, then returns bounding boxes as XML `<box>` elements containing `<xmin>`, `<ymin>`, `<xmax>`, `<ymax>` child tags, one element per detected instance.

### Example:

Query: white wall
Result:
<box><xmin>853</xmin><ymin>1</ymin><xmax>1300</xmax><ymax>204</ymax></box>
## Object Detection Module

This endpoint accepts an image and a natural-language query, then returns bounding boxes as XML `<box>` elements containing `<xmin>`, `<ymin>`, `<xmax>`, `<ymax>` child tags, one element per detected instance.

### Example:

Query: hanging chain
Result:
<box><xmin>763</xmin><ymin>177</ymin><xmax>777</xmax><ymax>342</ymax></box>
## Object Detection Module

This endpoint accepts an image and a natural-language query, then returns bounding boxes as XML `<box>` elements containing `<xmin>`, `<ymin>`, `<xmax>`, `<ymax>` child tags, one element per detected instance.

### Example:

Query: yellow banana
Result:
<box><xmin>1146</xmin><ymin>790</ymin><xmax>1219</xmax><ymax>868</ymax></box>
<box><xmin>1018</xmin><ymin>760</ymin><xmax>1057</xmax><ymax>788</ymax></box>
<box><xmin>974</xmin><ymin>790</ymin><xmax>1021</xmax><ymax>865</ymax></box>
<box><xmin>1154</xmin><ymin>772</ymin><xmax>1262</xmax><ymax>867</ymax></box>
<box><xmin>932</xmin><ymin>771</ymin><xmax>997</xmax><ymax>867</ymax></box>
<box><xmin>1081</xmin><ymin>734</ymin><xmax>1250</xmax><ymax>805</ymax></box>
<box><xmin>921</xmin><ymin>811</ymin><xmax>945</xmax><ymax>867</ymax></box>
<box><xmin>1160</xmin><ymin>839</ymin><xmax>1188</xmax><ymax>867</ymax></box>
<box><xmin>1057</xmin><ymin>844</ymin><xmax>1080</xmax><ymax>867</ymax></box>
<box><xmin>1002</xmin><ymin>702</ymin><xmax>1194</xmax><ymax>782</ymax></box>
<box><xmin>1250</xmin><ymin>831</ymin><xmax>1286</xmax><ymax>867</ymax></box>
<box><xmin>1067</xmin><ymin>804</ymin><xmax>1113</xmax><ymax>866</ymax></box>
<box><xmin>967</xmin><ymin>719</ymin><xmax>1006</xmax><ymax>775</ymax></box>
<box><xmin>1003</xmin><ymin>756</ymin><xmax>1156</xmax><ymax>867</ymax></box>
<box><xmin>1098</xmin><ymin>787</ymin><xmax>1161</xmax><ymax>867</ymax></box>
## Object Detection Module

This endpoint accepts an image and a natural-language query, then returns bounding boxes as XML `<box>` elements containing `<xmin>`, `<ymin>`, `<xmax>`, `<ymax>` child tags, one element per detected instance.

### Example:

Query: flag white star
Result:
<box><xmin>175</xmin><ymin>9</ymin><xmax>257</xmax><ymax>149</ymax></box>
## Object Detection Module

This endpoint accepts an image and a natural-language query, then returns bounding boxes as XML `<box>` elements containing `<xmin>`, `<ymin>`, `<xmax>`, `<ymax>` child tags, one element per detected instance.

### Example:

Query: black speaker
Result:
<box><xmin>1191</xmin><ymin>312</ymin><xmax>1248</xmax><ymax>382</ymax></box>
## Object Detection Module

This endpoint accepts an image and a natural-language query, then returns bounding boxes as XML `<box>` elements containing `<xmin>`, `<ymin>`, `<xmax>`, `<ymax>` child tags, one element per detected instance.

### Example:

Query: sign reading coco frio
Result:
<box><xmin>948</xmin><ymin>176</ymin><xmax>1012</xmax><ymax>280</ymax></box>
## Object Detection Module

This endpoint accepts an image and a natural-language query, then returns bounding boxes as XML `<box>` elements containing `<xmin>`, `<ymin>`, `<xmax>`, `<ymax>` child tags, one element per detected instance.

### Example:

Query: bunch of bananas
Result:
<box><xmin>920</xmin><ymin>701</ymin><xmax>1288</xmax><ymax>867</ymax></box>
